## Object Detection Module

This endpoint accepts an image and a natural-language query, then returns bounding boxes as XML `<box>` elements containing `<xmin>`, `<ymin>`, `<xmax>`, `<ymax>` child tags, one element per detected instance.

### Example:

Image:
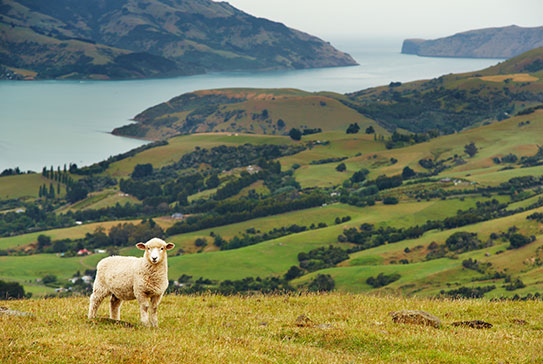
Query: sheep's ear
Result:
<box><xmin>165</xmin><ymin>243</ymin><xmax>175</xmax><ymax>250</ymax></box>
<box><xmin>136</xmin><ymin>243</ymin><xmax>146</xmax><ymax>250</ymax></box>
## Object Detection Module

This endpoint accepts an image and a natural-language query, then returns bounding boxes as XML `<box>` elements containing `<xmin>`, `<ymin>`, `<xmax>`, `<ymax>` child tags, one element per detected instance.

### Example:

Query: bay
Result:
<box><xmin>0</xmin><ymin>39</ymin><xmax>503</xmax><ymax>172</ymax></box>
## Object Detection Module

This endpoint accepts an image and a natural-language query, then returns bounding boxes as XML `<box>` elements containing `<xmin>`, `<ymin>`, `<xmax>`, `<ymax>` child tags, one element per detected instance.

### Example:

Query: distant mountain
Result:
<box><xmin>402</xmin><ymin>25</ymin><xmax>543</xmax><ymax>59</ymax></box>
<box><xmin>0</xmin><ymin>0</ymin><xmax>356</xmax><ymax>80</ymax></box>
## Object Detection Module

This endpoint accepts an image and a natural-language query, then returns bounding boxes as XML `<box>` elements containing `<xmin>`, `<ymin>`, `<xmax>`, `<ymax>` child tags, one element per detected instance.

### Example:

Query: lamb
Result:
<box><xmin>88</xmin><ymin>237</ymin><xmax>175</xmax><ymax>327</ymax></box>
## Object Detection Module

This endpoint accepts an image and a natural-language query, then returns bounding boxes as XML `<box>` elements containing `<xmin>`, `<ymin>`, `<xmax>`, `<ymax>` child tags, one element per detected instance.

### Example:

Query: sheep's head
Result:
<box><xmin>136</xmin><ymin>238</ymin><xmax>175</xmax><ymax>265</ymax></box>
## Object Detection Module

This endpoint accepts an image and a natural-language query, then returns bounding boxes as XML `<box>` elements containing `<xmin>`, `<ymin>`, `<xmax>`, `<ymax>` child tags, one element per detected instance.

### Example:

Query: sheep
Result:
<box><xmin>88</xmin><ymin>237</ymin><xmax>175</xmax><ymax>327</ymax></box>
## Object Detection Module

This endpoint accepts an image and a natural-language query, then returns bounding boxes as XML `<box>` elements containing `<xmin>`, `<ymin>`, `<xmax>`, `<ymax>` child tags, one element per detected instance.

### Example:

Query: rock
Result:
<box><xmin>451</xmin><ymin>320</ymin><xmax>493</xmax><ymax>329</ymax></box>
<box><xmin>0</xmin><ymin>306</ymin><xmax>35</xmax><ymax>317</ymax></box>
<box><xmin>389</xmin><ymin>310</ymin><xmax>441</xmax><ymax>328</ymax></box>
<box><xmin>295</xmin><ymin>314</ymin><xmax>313</xmax><ymax>327</ymax></box>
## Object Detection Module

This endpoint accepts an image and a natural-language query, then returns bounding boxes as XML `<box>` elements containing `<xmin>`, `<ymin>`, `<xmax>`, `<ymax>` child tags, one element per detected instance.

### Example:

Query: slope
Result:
<box><xmin>0</xmin><ymin>0</ymin><xmax>356</xmax><ymax>79</ymax></box>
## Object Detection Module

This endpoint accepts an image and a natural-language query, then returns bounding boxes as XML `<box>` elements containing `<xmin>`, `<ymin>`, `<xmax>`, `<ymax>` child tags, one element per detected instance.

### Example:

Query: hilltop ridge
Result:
<box><xmin>402</xmin><ymin>25</ymin><xmax>543</xmax><ymax>59</ymax></box>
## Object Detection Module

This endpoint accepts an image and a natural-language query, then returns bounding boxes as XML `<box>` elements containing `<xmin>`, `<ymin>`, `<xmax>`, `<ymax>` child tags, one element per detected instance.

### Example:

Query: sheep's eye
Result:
<box><xmin>161</xmin><ymin>248</ymin><xmax>164</xmax><ymax>251</ymax></box>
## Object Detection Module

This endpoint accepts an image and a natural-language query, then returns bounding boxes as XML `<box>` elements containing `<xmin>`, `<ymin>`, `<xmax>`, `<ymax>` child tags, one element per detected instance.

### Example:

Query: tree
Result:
<box><xmin>307</xmin><ymin>274</ymin><xmax>335</xmax><ymax>292</ymax></box>
<box><xmin>336</xmin><ymin>163</ymin><xmax>346</xmax><ymax>172</ymax></box>
<box><xmin>37</xmin><ymin>234</ymin><xmax>51</xmax><ymax>249</ymax></box>
<box><xmin>66</xmin><ymin>183</ymin><xmax>88</xmax><ymax>203</ymax></box>
<box><xmin>445</xmin><ymin>232</ymin><xmax>482</xmax><ymax>252</ymax></box>
<box><xmin>277</xmin><ymin>119</ymin><xmax>285</xmax><ymax>129</ymax></box>
<box><xmin>284</xmin><ymin>266</ymin><xmax>304</xmax><ymax>281</ymax></box>
<box><xmin>365</xmin><ymin>126</ymin><xmax>375</xmax><ymax>134</ymax></box>
<box><xmin>42</xmin><ymin>274</ymin><xmax>57</xmax><ymax>284</ymax></box>
<box><xmin>351</xmin><ymin>168</ymin><xmax>369</xmax><ymax>183</ymax></box>
<box><xmin>346</xmin><ymin>123</ymin><xmax>360</xmax><ymax>134</ymax></box>
<box><xmin>213</xmin><ymin>234</ymin><xmax>226</xmax><ymax>248</ymax></box>
<box><xmin>132</xmin><ymin>163</ymin><xmax>153</xmax><ymax>178</ymax></box>
<box><xmin>0</xmin><ymin>280</ymin><xmax>26</xmax><ymax>299</ymax></box>
<box><xmin>402</xmin><ymin>166</ymin><xmax>416</xmax><ymax>179</ymax></box>
<box><xmin>289</xmin><ymin>128</ymin><xmax>302</xmax><ymax>141</ymax></box>
<box><xmin>464</xmin><ymin>142</ymin><xmax>478</xmax><ymax>158</ymax></box>
<box><xmin>383</xmin><ymin>196</ymin><xmax>399</xmax><ymax>205</ymax></box>
<box><xmin>206</xmin><ymin>174</ymin><xmax>220</xmax><ymax>188</ymax></box>
<box><xmin>509</xmin><ymin>233</ymin><xmax>532</xmax><ymax>249</ymax></box>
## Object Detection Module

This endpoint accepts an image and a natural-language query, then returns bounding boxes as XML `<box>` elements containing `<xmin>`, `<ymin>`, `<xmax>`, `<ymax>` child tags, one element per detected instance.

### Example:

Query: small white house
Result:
<box><xmin>81</xmin><ymin>275</ymin><xmax>93</xmax><ymax>284</ymax></box>
<box><xmin>171</xmin><ymin>213</ymin><xmax>184</xmax><ymax>220</ymax></box>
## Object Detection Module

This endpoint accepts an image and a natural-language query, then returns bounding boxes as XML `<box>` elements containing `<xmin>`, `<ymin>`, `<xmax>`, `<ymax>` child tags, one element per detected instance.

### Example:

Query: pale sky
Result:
<box><xmin>220</xmin><ymin>0</ymin><xmax>543</xmax><ymax>40</ymax></box>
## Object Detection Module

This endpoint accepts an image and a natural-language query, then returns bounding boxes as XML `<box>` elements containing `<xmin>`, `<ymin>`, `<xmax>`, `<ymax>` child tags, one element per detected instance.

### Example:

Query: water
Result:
<box><xmin>0</xmin><ymin>39</ymin><xmax>503</xmax><ymax>172</ymax></box>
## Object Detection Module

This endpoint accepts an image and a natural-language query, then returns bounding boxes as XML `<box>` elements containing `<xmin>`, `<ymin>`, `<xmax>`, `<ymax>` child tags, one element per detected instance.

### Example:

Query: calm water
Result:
<box><xmin>0</xmin><ymin>39</ymin><xmax>503</xmax><ymax>172</ymax></box>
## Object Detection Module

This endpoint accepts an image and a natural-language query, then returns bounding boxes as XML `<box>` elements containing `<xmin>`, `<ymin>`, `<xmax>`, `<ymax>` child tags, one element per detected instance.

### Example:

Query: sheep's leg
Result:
<box><xmin>149</xmin><ymin>295</ymin><xmax>162</xmax><ymax>328</ymax></box>
<box><xmin>109</xmin><ymin>295</ymin><xmax>122</xmax><ymax>320</ymax></box>
<box><xmin>136</xmin><ymin>295</ymin><xmax>150</xmax><ymax>326</ymax></box>
<box><xmin>88</xmin><ymin>289</ymin><xmax>108</xmax><ymax>319</ymax></box>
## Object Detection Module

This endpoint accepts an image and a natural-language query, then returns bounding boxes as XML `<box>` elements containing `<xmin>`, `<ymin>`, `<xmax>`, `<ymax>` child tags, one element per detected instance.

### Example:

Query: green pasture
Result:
<box><xmin>57</xmin><ymin>189</ymin><xmax>140</xmax><ymax>213</ymax></box>
<box><xmin>0</xmin><ymin>219</ymin><xmax>173</xmax><ymax>251</ymax></box>
<box><xmin>164</xmin><ymin>197</ymin><xmax>495</xmax><ymax>279</ymax></box>
<box><xmin>106</xmin><ymin>133</ymin><xmax>294</xmax><ymax>176</ymax></box>
<box><xmin>0</xmin><ymin>173</ymin><xmax>57</xmax><ymax>199</ymax></box>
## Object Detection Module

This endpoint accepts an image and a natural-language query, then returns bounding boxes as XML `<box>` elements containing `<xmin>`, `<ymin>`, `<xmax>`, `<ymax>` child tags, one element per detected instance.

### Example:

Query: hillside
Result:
<box><xmin>1</xmin><ymin>107</ymin><xmax>543</xmax><ymax>300</ymax></box>
<box><xmin>1</xmin><ymin>295</ymin><xmax>542</xmax><ymax>363</ymax></box>
<box><xmin>1</xmin><ymin>47</ymin><xmax>543</xmax><ymax>306</ymax></box>
<box><xmin>113</xmin><ymin>48</ymin><xmax>543</xmax><ymax>138</ymax></box>
<box><xmin>0</xmin><ymin>0</ymin><xmax>356</xmax><ymax>80</ymax></box>
<box><xmin>402</xmin><ymin>25</ymin><xmax>543</xmax><ymax>58</ymax></box>
<box><xmin>112</xmin><ymin>88</ymin><xmax>384</xmax><ymax>139</ymax></box>
<box><xmin>344</xmin><ymin>48</ymin><xmax>543</xmax><ymax>133</ymax></box>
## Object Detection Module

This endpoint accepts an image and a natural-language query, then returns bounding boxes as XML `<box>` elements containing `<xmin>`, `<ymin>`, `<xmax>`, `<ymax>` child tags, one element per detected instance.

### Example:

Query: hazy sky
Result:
<box><xmin>220</xmin><ymin>0</ymin><xmax>542</xmax><ymax>40</ymax></box>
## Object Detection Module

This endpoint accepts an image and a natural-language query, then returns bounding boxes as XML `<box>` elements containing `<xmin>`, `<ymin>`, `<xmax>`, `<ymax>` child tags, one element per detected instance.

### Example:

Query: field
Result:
<box><xmin>106</xmin><ymin>133</ymin><xmax>294</xmax><ymax>177</ymax></box>
<box><xmin>164</xmin><ymin>197</ymin><xmax>498</xmax><ymax>281</ymax></box>
<box><xmin>1</xmin><ymin>294</ymin><xmax>542</xmax><ymax>364</ymax></box>
<box><xmin>2</xmin><ymin>52</ymin><xmax>543</xmax><ymax>315</ymax></box>
<box><xmin>0</xmin><ymin>219</ymin><xmax>175</xmax><ymax>251</ymax></box>
<box><xmin>0</xmin><ymin>174</ymin><xmax>55</xmax><ymax>200</ymax></box>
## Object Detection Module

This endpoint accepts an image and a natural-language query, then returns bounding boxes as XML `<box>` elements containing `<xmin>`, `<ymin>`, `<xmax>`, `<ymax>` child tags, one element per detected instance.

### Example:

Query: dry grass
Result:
<box><xmin>478</xmin><ymin>73</ymin><xmax>539</xmax><ymax>82</ymax></box>
<box><xmin>1</xmin><ymin>294</ymin><xmax>542</xmax><ymax>363</ymax></box>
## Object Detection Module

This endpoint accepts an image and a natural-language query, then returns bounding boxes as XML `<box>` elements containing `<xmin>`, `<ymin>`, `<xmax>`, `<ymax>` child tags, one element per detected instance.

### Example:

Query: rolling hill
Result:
<box><xmin>0</xmin><ymin>0</ymin><xmax>356</xmax><ymax>80</ymax></box>
<box><xmin>1</xmin><ymin>48</ymin><xmax>543</xmax><ymax>305</ymax></box>
<box><xmin>113</xmin><ymin>48</ymin><xmax>543</xmax><ymax>139</ymax></box>
<box><xmin>112</xmin><ymin>88</ymin><xmax>384</xmax><ymax>139</ymax></box>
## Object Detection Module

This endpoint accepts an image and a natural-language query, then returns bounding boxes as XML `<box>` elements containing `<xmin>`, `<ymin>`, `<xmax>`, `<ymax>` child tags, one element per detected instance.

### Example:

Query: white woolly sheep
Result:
<box><xmin>88</xmin><ymin>237</ymin><xmax>175</xmax><ymax>327</ymax></box>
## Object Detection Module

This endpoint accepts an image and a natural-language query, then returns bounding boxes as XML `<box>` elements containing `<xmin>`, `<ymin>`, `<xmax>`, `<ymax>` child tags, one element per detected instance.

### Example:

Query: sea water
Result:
<box><xmin>0</xmin><ymin>39</ymin><xmax>503</xmax><ymax>172</ymax></box>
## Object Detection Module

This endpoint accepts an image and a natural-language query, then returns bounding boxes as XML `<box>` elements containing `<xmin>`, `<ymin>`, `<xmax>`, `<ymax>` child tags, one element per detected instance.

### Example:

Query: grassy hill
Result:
<box><xmin>344</xmin><ymin>48</ymin><xmax>543</xmax><ymax>133</ymax></box>
<box><xmin>111</xmin><ymin>49</ymin><xmax>543</xmax><ymax>139</ymax></box>
<box><xmin>1</xmin><ymin>294</ymin><xmax>542</xmax><ymax>363</ymax></box>
<box><xmin>112</xmin><ymin>88</ymin><xmax>384</xmax><ymax>139</ymax></box>
<box><xmin>1</xmin><ymin>106</ymin><xmax>542</xmax><ymax>298</ymax></box>
<box><xmin>1</xmin><ymin>0</ymin><xmax>355</xmax><ymax>80</ymax></box>
<box><xmin>1</xmin><ymin>49</ymin><xmax>543</xmax><ymax>304</ymax></box>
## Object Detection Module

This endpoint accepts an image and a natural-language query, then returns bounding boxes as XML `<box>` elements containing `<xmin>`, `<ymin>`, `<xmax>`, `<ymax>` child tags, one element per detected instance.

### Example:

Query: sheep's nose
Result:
<box><xmin>152</xmin><ymin>257</ymin><xmax>158</xmax><ymax>262</ymax></box>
